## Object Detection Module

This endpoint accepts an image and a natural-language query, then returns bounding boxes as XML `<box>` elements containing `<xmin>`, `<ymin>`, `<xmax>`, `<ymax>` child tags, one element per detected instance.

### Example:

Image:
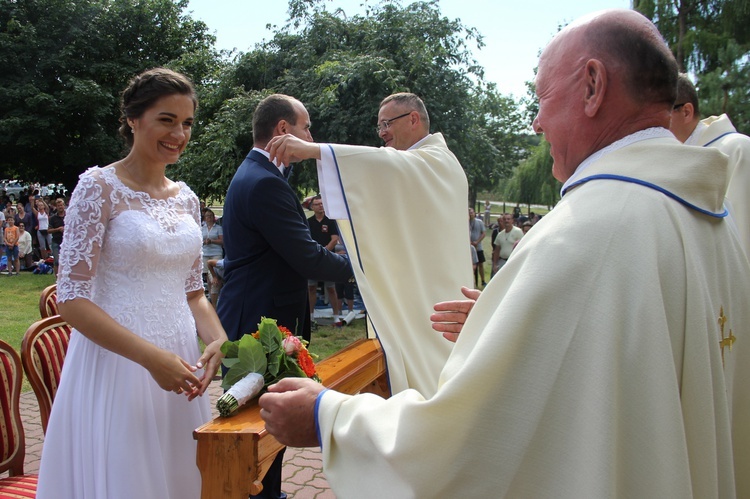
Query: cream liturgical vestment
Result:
<box><xmin>688</xmin><ymin>114</ymin><xmax>750</xmax><ymax>257</ymax></box>
<box><xmin>316</xmin><ymin>135</ymin><xmax>750</xmax><ymax>498</ymax></box>
<box><xmin>317</xmin><ymin>133</ymin><xmax>473</xmax><ymax>396</ymax></box>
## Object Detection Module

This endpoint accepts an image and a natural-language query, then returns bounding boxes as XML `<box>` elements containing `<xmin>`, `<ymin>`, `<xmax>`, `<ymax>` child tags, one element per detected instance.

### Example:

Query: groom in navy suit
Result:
<box><xmin>217</xmin><ymin>94</ymin><xmax>352</xmax><ymax>499</ymax></box>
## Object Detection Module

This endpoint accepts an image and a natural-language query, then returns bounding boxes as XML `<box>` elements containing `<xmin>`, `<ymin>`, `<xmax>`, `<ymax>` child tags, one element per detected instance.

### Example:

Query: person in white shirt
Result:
<box><xmin>491</xmin><ymin>213</ymin><xmax>523</xmax><ymax>273</ymax></box>
<box><xmin>17</xmin><ymin>222</ymin><xmax>33</xmax><ymax>269</ymax></box>
<box><xmin>33</xmin><ymin>199</ymin><xmax>52</xmax><ymax>259</ymax></box>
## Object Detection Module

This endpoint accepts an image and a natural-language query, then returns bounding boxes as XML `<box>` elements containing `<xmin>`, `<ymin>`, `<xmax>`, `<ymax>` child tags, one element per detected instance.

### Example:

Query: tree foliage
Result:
<box><xmin>4</xmin><ymin>0</ymin><xmax>534</xmax><ymax>204</ymax></box>
<box><xmin>175</xmin><ymin>0</ymin><xmax>530</xmax><ymax>204</ymax></box>
<box><xmin>634</xmin><ymin>0</ymin><xmax>750</xmax><ymax>133</ymax></box>
<box><xmin>504</xmin><ymin>140</ymin><xmax>559</xmax><ymax>210</ymax></box>
<box><xmin>634</xmin><ymin>0</ymin><xmax>749</xmax><ymax>73</ymax></box>
<box><xmin>697</xmin><ymin>38</ymin><xmax>750</xmax><ymax>133</ymax></box>
<box><xmin>0</xmin><ymin>0</ymin><xmax>221</xmax><ymax>186</ymax></box>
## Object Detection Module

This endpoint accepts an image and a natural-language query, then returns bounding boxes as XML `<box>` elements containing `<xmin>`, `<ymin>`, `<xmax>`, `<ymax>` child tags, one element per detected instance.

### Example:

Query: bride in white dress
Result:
<box><xmin>37</xmin><ymin>68</ymin><xmax>228</xmax><ymax>498</ymax></box>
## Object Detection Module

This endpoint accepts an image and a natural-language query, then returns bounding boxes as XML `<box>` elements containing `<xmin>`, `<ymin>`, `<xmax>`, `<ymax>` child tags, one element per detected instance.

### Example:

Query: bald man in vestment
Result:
<box><xmin>260</xmin><ymin>13</ymin><xmax>750</xmax><ymax>497</ymax></box>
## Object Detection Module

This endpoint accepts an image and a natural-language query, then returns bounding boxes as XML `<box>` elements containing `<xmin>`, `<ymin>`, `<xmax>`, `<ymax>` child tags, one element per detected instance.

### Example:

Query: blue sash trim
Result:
<box><xmin>326</xmin><ymin>145</ymin><xmax>393</xmax><ymax>393</ymax></box>
<box><xmin>562</xmin><ymin>174</ymin><xmax>728</xmax><ymax>218</ymax></box>
<box><xmin>314</xmin><ymin>389</ymin><xmax>328</xmax><ymax>449</ymax></box>
<box><xmin>703</xmin><ymin>131</ymin><xmax>737</xmax><ymax>147</ymax></box>
<box><xmin>326</xmin><ymin>145</ymin><xmax>366</xmax><ymax>273</ymax></box>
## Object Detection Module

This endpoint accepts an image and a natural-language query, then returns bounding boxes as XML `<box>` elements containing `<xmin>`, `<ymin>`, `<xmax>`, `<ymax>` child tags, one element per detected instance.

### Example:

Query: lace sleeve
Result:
<box><xmin>57</xmin><ymin>169</ymin><xmax>112</xmax><ymax>303</ymax></box>
<box><xmin>183</xmin><ymin>184</ymin><xmax>204</xmax><ymax>294</ymax></box>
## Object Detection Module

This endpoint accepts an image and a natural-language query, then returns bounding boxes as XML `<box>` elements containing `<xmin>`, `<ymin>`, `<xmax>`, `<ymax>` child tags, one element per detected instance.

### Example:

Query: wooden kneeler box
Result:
<box><xmin>194</xmin><ymin>338</ymin><xmax>389</xmax><ymax>498</ymax></box>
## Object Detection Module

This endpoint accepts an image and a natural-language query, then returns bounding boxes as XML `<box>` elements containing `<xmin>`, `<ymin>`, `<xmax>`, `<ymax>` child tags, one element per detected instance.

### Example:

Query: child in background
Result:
<box><xmin>4</xmin><ymin>217</ymin><xmax>20</xmax><ymax>275</ymax></box>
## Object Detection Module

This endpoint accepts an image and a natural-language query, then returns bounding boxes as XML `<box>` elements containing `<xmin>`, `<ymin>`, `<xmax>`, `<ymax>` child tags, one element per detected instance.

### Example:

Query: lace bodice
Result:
<box><xmin>57</xmin><ymin>166</ymin><xmax>204</xmax><ymax>348</ymax></box>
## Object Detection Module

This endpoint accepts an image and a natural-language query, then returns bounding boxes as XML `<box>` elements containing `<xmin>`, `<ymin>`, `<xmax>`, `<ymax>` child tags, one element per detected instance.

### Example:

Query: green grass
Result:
<box><xmin>0</xmin><ymin>272</ymin><xmax>57</xmax><ymax>351</ymax></box>
<box><xmin>309</xmin><ymin>319</ymin><xmax>368</xmax><ymax>361</ymax></box>
<box><xmin>0</xmin><ymin>272</ymin><xmax>57</xmax><ymax>391</ymax></box>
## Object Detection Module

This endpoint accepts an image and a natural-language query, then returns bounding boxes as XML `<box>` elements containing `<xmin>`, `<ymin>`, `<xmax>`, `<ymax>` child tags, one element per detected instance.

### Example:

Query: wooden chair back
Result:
<box><xmin>38</xmin><ymin>284</ymin><xmax>58</xmax><ymax>319</ymax></box>
<box><xmin>0</xmin><ymin>340</ymin><xmax>38</xmax><ymax>497</ymax></box>
<box><xmin>21</xmin><ymin>316</ymin><xmax>72</xmax><ymax>433</ymax></box>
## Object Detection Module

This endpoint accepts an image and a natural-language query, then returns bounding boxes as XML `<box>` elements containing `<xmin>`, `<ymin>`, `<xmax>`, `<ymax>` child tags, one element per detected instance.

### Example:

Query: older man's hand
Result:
<box><xmin>265</xmin><ymin>134</ymin><xmax>321</xmax><ymax>166</ymax></box>
<box><xmin>430</xmin><ymin>286</ymin><xmax>481</xmax><ymax>342</ymax></box>
<box><xmin>259</xmin><ymin>377</ymin><xmax>326</xmax><ymax>447</ymax></box>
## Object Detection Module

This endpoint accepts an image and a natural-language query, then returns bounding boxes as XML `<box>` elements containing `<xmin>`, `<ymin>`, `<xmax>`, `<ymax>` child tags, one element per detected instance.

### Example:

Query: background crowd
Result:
<box><xmin>1</xmin><ymin>186</ymin><xmax>68</xmax><ymax>275</ymax></box>
<box><xmin>469</xmin><ymin>205</ymin><xmax>539</xmax><ymax>288</ymax></box>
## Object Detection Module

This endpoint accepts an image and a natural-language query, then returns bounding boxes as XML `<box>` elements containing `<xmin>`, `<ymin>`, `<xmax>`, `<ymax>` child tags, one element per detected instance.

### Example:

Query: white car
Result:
<box><xmin>3</xmin><ymin>181</ymin><xmax>26</xmax><ymax>202</ymax></box>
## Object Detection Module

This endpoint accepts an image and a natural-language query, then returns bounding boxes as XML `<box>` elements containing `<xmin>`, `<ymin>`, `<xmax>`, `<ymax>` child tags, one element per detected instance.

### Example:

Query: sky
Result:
<box><xmin>187</xmin><ymin>0</ymin><xmax>632</xmax><ymax>99</ymax></box>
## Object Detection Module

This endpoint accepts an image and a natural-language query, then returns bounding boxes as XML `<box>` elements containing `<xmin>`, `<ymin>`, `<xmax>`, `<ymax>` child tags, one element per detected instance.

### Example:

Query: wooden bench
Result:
<box><xmin>194</xmin><ymin>338</ymin><xmax>389</xmax><ymax>499</ymax></box>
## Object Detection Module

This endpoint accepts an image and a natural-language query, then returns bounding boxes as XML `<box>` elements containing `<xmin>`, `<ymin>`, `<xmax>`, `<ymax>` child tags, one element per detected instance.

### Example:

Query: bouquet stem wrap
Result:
<box><xmin>216</xmin><ymin>372</ymin><xmax>264</xmax><ymax>417</ymax></box>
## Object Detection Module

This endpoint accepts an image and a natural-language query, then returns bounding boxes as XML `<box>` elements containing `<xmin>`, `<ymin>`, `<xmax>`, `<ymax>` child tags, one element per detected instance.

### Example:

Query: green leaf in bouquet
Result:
<box><xmin>263</xmin><ymin>370</ymin><xmax>276</xmax><ymax>388</ymax></box>
<box><xmin>257</xmin><ymin>318</ymin><xmax>283</xmax><ymax>375</ymax></box>
<box><xmin>221</xmin><ymin>364</ymin><xmax>249</xmax><ymax>390</ymax></box>
<box><xmin>279</xmin><ymin>353</ymin><xmax>307</xmax><ymax>378</ymax></box>
<box><xmin>274</xmin><ymin>357</ymin><xmax>306</xmax><ymax>383</ymax></box>
<box><xmin>267</xmin><ymin>347</ymin><xmax>284</xmax><ymax>378</ymax></box>
<box><xmin>221</xmin><ymin>357</ymin><xmax>240</xmax><ymax>369</ymax></box>
<box><xmin>220</xmin><ymin>339</ymin><xmax>240</xmax><ymax>358</ymax></box>
<box><xmin>220</xmin><ymin>335</ymin><xmax>268</xmax><ymax>390</ymax></box>
<box><xmin>237</xmin><ymin>333</ymin><xmax>267</xmax><ymax>374</ymax></box>
<box><xmin>261</xmin><ymin>362</ymin><xmax>301</xmax><ymax>388</ymax></box>
<box><xmin>258</xmin><ymin>318</ymin><xmax>283</xmax><ymax>354</ymax></box>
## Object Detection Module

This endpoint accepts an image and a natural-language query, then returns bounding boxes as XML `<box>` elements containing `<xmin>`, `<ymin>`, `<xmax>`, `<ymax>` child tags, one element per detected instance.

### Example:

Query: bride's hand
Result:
<box><xmin>188</xmin><ymin>339</ymin><xmax>225</xmax><ymax>400</ymax></box>
<box><xmin>145</xmin><ymin>348</ymin><xmax>202</xmax><ymax>396</ymax></box>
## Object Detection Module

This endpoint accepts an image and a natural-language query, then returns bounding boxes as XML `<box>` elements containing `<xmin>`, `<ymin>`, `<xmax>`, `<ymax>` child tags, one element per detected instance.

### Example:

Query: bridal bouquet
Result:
<box><xmin>216</xmin><ymin>317</ymin><xmax>320</xmax><ymax>417</ymax></box>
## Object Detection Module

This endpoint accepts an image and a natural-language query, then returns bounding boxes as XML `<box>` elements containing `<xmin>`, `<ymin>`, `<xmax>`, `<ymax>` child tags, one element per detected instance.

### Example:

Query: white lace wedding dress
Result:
<box><xmin>37</xmin><ymin>166</ymin><xmax>211</xmax><ymax>498</ymax></box>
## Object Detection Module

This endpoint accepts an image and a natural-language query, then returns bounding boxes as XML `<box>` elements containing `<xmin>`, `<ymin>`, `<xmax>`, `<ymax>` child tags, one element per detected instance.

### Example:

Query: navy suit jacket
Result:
<box><xmin>216</xmin><ymin>150</ymin><xmax>352</xmax><ymax>342</ymax></box>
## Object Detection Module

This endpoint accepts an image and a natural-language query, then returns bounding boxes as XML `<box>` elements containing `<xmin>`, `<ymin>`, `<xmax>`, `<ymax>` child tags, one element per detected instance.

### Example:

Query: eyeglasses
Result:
<box><xmin>673</xmin><ymin>103</ymin><xmax>686</xmax><ymax>110</ymax></box>
<box><xmin>375</xmin><ymin>112</ymin><xmax>411</xmax><ymax>133</ymax></box>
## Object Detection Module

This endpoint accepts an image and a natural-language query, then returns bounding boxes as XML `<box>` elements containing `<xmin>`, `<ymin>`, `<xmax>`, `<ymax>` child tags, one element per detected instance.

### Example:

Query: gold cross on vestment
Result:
<box><xmin>718</xmin><ymin>306</ymin><xmax>736</xmax><ymax>366</ymax></box>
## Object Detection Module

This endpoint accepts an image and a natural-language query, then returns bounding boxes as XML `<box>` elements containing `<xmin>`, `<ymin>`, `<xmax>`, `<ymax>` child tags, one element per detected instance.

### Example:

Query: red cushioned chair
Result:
<box><xmin>38</xmin><ymin>284</ymin><xmax>58</xmax><ymax>319</ymax></box>
<box><xmin>21</xmin><ymin>316</ymin><xmax>71</xmax><ymax>434</ymax></box>
<box><xmin>0</xmin><ymin>339</ymin><xmax>38</xmax><ymax>497</ymax></box>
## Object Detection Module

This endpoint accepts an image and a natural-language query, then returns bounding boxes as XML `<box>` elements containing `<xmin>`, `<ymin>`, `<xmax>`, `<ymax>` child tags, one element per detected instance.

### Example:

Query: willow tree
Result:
<box><xmin>504</xmin><ymin>140</ymin><xmax>559</xmax><ymax>211</ymax></box>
